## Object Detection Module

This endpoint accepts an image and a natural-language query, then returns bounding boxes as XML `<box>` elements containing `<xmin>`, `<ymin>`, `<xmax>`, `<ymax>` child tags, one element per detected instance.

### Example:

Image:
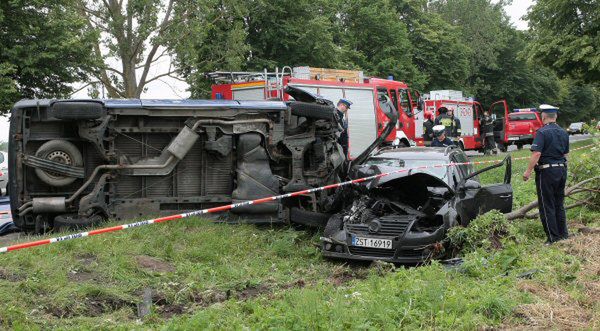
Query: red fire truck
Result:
<box><xmin>210</xmin><ymin>67</ymin><xmax>423</xmax><ymax>157</ymax></box>
<box><xmin>417</xmin><ymin>90</ymin><xmax>486</xmax><ymax>151</ymax></box>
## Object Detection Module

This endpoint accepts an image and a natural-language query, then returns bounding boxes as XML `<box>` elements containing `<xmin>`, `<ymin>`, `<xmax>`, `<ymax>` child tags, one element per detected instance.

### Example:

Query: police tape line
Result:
<box><xmin>1</xmin><ymin>142</ymin><xmax>597</xmax><ymax>254</ymax></box>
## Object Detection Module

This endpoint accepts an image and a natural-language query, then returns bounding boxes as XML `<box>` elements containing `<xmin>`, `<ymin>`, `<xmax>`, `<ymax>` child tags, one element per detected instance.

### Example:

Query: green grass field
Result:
<box><xmin>0</xmin><ymin>139</ymin><xmax>598</xmax><ymax>330</ymax></box>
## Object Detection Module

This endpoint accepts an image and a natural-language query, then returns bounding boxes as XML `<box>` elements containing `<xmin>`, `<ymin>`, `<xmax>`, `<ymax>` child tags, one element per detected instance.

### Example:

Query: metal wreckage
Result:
<box><xmin>8</xmin><ymin>87</ymin><xmax>512</xmax><ymax>262</ymax></box>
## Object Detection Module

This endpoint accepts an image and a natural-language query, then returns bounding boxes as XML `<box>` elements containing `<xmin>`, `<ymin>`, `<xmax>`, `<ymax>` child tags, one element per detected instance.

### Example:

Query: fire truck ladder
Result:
<box><xmin>206</xmin><ymin>66</ymin><xmax>292</xmax><ymax>100</ymax></box>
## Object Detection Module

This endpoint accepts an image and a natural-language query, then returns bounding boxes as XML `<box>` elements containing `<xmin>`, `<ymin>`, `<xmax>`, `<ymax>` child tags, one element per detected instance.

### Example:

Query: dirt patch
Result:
<box><xmin>135</xmin><ymin>255</ymin><xmax>175</xmax><ymax>273</ymax></box>
<box><xmin>76</xmin><ymin>253</ymin><xmax>97</xmax><ymax>266</ymax></box>
<box><xmin>508</xmin><ymin>232</ymin><xmax>600</xmax><ymax>330</ymax></box>
<box><xmin>86</xmin><ymin>297</ymin><xmax>136</xmax><ymax>317</ymax></box>
<box><xmin>0</xmin><ymin>267</ymin><xmax>24</xmax><ymax>282</ymax></box>
<box><xmin>68</xmin><ymin>270</ymin><xmax>98</xmax><ymax>282</ymax></box>
<box><xmin>0</xmin><ymin>232</ymin><xmax>23</xmax><ymax>247</ymax></box>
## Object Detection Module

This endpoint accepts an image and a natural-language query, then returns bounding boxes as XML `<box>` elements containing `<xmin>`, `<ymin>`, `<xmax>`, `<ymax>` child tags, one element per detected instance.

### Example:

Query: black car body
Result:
<box><xmin>8</xmin><ymin>87</ymin><xmax>347</xmax><ymax>231</ymax></box>
<box><xmin>321</xmin><ymin>146</ymin><xmax>513</xmax><ymax>264</ymax></box>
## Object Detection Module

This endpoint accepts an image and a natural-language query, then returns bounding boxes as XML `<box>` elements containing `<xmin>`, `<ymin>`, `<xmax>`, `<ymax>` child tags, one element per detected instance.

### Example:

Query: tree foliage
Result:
<box><xmin>0</xmin><ymin>0</ymin><xmax>97</xmax><ymax>114</ymax></box>
<box><xmin>527</xmin><ymin>0</ymin><xmax>600</xmax><ymax>83</ymax></box>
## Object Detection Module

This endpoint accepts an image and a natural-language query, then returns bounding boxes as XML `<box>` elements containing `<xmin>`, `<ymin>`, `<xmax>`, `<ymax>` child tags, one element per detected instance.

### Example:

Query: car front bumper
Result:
<box><xmin>321</xmin><ymin>226</ymin><xmax>446</xmax><ymax>264</ymax></box>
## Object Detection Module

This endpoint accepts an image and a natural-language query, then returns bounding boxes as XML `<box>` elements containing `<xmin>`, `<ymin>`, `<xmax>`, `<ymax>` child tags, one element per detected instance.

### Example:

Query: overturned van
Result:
<box><xmin>8</xmin><ymin>87</ymin><xmax>346</xmax><ymax>232</ymax></box>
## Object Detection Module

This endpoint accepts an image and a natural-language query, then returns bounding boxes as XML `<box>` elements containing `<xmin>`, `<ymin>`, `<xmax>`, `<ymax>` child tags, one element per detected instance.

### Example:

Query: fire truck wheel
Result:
<box><xmin>289</xmin><ymin>102</ymin><xmax>335</xmax><ymax>121</ymax></box>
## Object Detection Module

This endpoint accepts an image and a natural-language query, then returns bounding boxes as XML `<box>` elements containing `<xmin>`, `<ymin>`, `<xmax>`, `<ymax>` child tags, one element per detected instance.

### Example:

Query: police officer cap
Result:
<box><xmin>438</xmin><ymin>106</ymin><xmax>448</xmax><ymax>114</ymax></box>
<box><xmin>433</xmin><ymin>125</ymin><xmax>446</xmax><ymax>137</ymax></box>
<box><xmin>538</xmin><ymin>104</ymin><xmax>559</xmax><ymax>113</ymax></box>
<box><xmin>338</xmin><ymin>98</ymin><xmax>353</xmax><ymax>108</ymax></box>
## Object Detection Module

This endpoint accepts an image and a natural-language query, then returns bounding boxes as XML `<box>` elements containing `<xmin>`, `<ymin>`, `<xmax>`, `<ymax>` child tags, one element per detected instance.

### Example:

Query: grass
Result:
<box><xmin>0</xmin><ymin>138</ymin><xmax>598</xmax><ymax>329</ymax></box>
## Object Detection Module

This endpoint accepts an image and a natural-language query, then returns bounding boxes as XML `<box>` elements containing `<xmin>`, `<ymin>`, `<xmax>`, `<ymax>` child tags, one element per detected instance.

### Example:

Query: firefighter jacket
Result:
<box><xmin>434</xmin><ymin>114</ymin><xmax>461</xmax><ymax>137</ymax></box>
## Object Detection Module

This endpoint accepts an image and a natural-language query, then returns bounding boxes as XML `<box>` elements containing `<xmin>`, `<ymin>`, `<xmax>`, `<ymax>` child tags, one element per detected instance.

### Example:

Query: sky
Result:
<box><xmin>0</xmin><ymin>0</ymin><xmax>534</xmax><ymax>142</ymax></box>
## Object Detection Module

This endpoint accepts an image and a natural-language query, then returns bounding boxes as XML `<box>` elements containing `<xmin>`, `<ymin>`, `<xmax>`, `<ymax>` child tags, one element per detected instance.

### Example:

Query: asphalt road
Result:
<box><xmin>466</xmin><ymin>133</ymin><xmax>592</xmax><ymax>157</ymax></box>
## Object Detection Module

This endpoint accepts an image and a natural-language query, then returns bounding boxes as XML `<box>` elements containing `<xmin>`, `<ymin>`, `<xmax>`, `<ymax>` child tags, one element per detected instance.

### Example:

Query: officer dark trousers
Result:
<box><xmin>535</xmin><ymin>166</ymin><xmax>568</xmax><ymax>241</ymax></box>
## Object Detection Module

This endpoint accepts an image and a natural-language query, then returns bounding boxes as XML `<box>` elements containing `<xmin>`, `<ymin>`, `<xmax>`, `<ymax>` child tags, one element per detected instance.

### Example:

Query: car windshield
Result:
<box><xmin>569</xmin><ymin>123</ymin><xmax>582</xmax><ymax>129</ymax></box>
<box><xmin>366</xmin><ymin>158</ymin><xmax>449</xmax><ymax>182</ymax></box>
<box><xmin>509</xmin><ymin>113</ymin><xmax>537</xmax><ymax>121</ymax></box>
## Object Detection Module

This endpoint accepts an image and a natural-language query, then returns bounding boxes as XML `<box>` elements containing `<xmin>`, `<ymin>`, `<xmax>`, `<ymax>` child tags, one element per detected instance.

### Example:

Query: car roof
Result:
<box><xmin>372</xmin><ymin>147</ymin><xmax>455</xmax><ymax>160</ymax></box>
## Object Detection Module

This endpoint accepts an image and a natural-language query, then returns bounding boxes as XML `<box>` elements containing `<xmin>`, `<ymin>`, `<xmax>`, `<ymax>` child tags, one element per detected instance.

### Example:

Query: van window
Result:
<box><xmin>399</xmin><ymin>89</ymin><xmax>411</xmax><ymax>116</ymax></box>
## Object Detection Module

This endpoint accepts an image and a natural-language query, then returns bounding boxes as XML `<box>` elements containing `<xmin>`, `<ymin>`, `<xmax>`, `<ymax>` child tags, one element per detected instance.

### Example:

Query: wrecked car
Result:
<box><xmin>8</xmin><ymin>87</ymin><xmax>347</xmax><ymax>232</ymax></box>
<box><xmin>321</xmin><ymin>146</ymin><xmax>513</xmax><ymax>264</ymax></box>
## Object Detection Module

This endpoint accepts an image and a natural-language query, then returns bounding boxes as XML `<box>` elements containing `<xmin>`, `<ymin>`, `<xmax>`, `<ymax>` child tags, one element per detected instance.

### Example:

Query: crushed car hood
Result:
<box><xmin>353</xmin><ymin>164</ymin><xmax>454</xmax><ymax>193</ymax></box>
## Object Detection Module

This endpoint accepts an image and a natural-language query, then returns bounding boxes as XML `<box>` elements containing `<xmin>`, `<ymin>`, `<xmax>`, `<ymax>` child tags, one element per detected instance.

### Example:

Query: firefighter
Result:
<box><xmin>336</xmin><ymin>98</ymin><xmax>352</xmax><ymax>157</ymax></box>
<box><xmin>434</xmin><ymin>107</ymin><xmax>462</xmax><ymax>138</ymax></box>
<box><xmin>523</xmin><ymin>104</ymin><xmax>569</xmax><ymax>245</ymax></box>
<box><xmin>430</xmin><ymin>125</ymin><xmax>454</xmax><ymax>147</ymax></box>
<box><xmin>423</xmin><ymin>110</ymin><xmax>435</xmax><ymax>145</ymax></box>
<box><xmin>480</xmin><ymin>110</ymin><xmax>496</xmax><ymax>155</ymax></box>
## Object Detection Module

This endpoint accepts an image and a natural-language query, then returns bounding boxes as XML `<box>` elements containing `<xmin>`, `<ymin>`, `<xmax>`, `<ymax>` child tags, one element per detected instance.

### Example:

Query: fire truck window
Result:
<box><xmin>399</xmin><ymin>89</ymin><xmax>411</xmax><ymax>115</ymax></box>
<box><xmin>390</xmin><ymin>89</ymin><xmax>399</xmax><ymax>110</ymax></box>
<box><xmin>377</xmin><ymin>87</ymin><xmax>388</xmax><ymax>101</ymax></box>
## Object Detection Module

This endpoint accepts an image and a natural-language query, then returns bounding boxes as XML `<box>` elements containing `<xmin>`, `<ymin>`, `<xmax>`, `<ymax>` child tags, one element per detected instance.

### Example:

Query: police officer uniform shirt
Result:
<box><xmin>531</xmin><ymin>122</ymin><xmax>569</xmax><ymax>164</ymax></box>
<box><xmin>431</xmin><ymin>137</ymin><xmax>454</xmax><ymax>147</ymax></box>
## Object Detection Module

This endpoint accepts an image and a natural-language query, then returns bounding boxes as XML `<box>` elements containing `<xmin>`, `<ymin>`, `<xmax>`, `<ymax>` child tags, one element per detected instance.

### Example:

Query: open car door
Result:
<box><xmin>455</xmin><ymin>155</ymin><xmax>513</xmax><ymax>224</ymax></box>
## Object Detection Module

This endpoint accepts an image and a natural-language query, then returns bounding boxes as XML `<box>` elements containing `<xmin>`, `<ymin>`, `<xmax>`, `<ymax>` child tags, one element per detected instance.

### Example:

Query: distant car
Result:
<box><xmin>567</xmin><ymin>122</ymin><xmax>586</xmax><ymax>135</ymax></box>
<box><xmin>321</xmin><ymin>146</ymin><xmax>513</xmax><ymax>264</ymax></box>
<box><xmin>0</xmin><ymin>151</ymin><xmax>7</xmax><ymax>196</ymax></box>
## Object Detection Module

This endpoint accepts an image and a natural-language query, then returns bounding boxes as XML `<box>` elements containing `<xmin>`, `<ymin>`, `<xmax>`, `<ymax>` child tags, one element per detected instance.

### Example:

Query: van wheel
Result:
<box><xmin>290</xmin><ymin>207</ymin><xmax>331</xmax><ymax>228</ymax></box>
<box><xmin>34</xmin><ymin>140</ymin><xmax>83</xmax><ymax>187</ymax></box>
<box><xmin>289</xmin><ymin>102</ymin><xmax>335</xmax><ymax>121</ymax></box>
<box><xmin>51</xmin><ymin>101</ymin><xmax>105</xmax><ymax>120</ymax></box>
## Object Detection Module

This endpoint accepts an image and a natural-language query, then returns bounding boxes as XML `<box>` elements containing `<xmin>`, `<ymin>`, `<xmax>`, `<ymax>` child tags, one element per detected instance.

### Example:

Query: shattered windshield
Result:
<box><xmin>365</xmin><ymin>158</ymin><xmax>449</xmax><ymax>182</ymax></box>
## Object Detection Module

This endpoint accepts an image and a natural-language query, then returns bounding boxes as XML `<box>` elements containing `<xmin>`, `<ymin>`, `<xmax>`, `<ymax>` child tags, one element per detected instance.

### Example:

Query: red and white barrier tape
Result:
<box><xmin>1</xmin><ymin>141</ymin><xmax>597</xmax><ymax>254</ymax></box>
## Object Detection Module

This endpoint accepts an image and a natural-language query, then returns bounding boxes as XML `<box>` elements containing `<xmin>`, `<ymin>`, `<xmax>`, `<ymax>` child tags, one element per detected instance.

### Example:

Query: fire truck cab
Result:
<box><xmin>210</xmin><ymin>67</ymin><xmax>423</xmax><ymax>157</ymax></box>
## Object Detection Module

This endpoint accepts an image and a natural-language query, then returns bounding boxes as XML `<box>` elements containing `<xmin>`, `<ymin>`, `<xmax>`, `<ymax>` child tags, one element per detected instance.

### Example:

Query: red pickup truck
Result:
<box><xmin>489</xmin><ymin>102</ymin><xmax>543</xmax><ymax>151</ymax></box>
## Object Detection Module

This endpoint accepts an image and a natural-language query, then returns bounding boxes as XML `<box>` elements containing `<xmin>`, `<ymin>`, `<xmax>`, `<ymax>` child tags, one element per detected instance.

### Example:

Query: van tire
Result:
<box><xmin>290</xmin><ymin>207</ymin><xmax>331</xmax><ymax>228</ymax></box>
<box><xmin>34</xmin><ymin>140</ymin><xmax>83</xmax><ymax>187</ymax></box>
<box><xmin>51</xmin><ymin>101</ymin><xmax>105</xmax><ymax>120</ymax></box>
<box><xmin>289</xmin><ymin>102</ymin><xmax>335</xmax><ymax>121</ymax></box>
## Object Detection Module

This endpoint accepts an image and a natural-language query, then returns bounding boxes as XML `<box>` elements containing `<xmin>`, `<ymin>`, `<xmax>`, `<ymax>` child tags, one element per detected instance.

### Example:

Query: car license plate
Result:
<box><xmin>508</xmin><ymin>137</ymin><xmax>519</xmax><ymax>141</ymax></box>
<box><xmin>351</xmin><ymin>236</ymin><xmax>393</xmax><ymax>249</ymax></box>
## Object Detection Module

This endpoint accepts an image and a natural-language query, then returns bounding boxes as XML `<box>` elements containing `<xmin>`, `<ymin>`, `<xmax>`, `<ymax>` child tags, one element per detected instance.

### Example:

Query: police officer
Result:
<box><xmin>430</xmin><ymin>125</ymin><xmax>454</xmax><ymax>147</ymax></box>
<box><xmin>434</xmin><ymin>107</ymin><xmax>462</xmax><ymax>138</ymax></box>
<box><xmin>480</xmin><ymin>110</ymin><xmax>496</xmax><ymax>155</ymax></box>
<box><xmin>523</xmin><ymin>104</ymin><xmax>570</xmax><ymax>245</ymax></box>
<box><xmin>423</xmin><ymin>110</ymin><xmax>435</xmax><ymax>145</ymax></box>
<box><xmin>336</xmin><ymin>98</ymin><xmax>352</xmax><ymax>157</ymax></box>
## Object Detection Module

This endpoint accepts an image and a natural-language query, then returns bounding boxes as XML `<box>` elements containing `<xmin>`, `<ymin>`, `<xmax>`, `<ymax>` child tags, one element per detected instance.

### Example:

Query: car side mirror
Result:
<box><xmin>460</xmin><ymin>179</ymin><xmax>481</xmax><ymax>190</ymax></box>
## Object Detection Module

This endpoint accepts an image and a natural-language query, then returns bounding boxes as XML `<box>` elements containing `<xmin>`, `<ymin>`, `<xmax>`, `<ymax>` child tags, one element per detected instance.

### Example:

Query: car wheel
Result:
<box><xmin>34</xmin><ymin>140</ymin><xmax>83</xmax><ymax>187</ymax></box>
<box><xmin>51</xmin><ymin>101</ymin><xmax>105</xmax><ymax>120</ymax></box>
<box><xmin>290</xmin><ymin>207</ymin><xmax>331</xmax><ymax>228</ymax></box>
<box><xmin>324</xmin><ymin>214</ymin><xmax>344</xmax><ymax>237</ymax></box>
<box><xmin>53</xmin><ymin>214</ymin><xmax>104</xmax><ymax>231</ymax></box>
<box><xmin>289</xmin><ymin>102</ymin><xmax>335</xmax><ymax>121</ymax></box>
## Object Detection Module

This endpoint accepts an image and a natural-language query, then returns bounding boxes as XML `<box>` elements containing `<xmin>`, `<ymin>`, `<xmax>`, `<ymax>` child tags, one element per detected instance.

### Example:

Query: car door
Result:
<box><xmin>488</xmin><ymin>100</ymin><xmax>509</xmax><ymax>143</ymax></box>
<box><xmin>455</xmin><ymin>154</ymin><xmax>513</xmax><ymax>224</ymax></box>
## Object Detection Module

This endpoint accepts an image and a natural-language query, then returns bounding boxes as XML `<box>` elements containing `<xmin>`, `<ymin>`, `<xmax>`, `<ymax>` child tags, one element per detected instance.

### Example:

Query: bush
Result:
<box><xmin>447</xmin><ymin>210</ymin><xmax>518</xmax><ymax>253</ymax></box>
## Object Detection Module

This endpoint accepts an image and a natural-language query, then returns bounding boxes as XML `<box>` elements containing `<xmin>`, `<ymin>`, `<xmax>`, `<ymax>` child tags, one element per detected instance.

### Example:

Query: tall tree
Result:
<box><xmin>79</xmin><ymin>0</ymin><xmax>180</xmax><ymax>98</ymax></box>
<box><xmin>245</xmin><ymin>0</ymin><xmax>343</xmax><ymax>70</ymax></box>
<box><xmin>393</xmin><ymin>0</ymin><xmax>470</xmax><ymax>91</ymax></box>
<box><xmin>527</xmin><ymin>0</ymin><xmax>600</xmax><ymax>83</ymax></box>
<box><xmin>0</xmin><ymin>0</ymin><xmax>97</xmax><ymax>114</ymax></box>
<box><xmin>341</xmin><ymin>0</ymin><xmax>426</xmax><ymax>88</ymax></box>
<box><xmin>169</xmin><ymin>0</ymin><xmax>250</xmax><ymax>98</ymax></box>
